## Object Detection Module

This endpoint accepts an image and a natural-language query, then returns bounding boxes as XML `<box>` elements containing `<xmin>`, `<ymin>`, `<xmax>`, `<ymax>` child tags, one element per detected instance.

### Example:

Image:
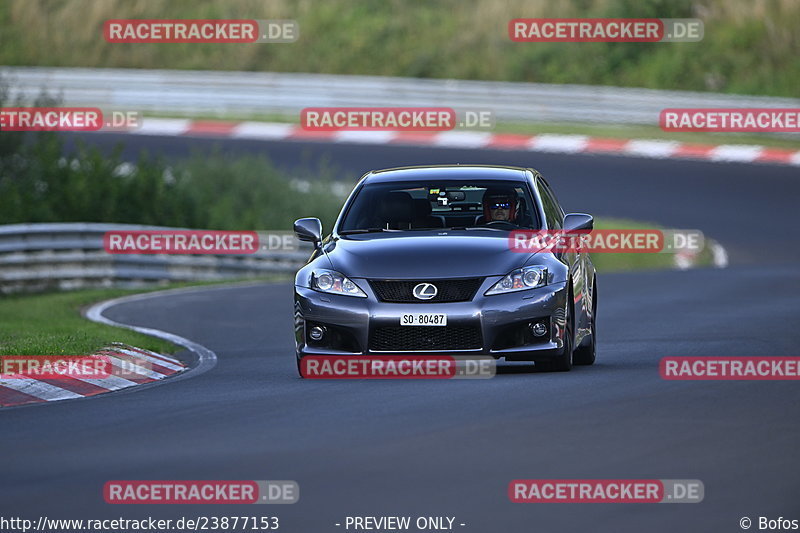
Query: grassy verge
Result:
<box><xmin>0</xmin><ymin>288</ymin><xmax>177</xmax><ymax>356</ymax></box>
<box><xmin>591</xmin><ymin>217</ymin><xmax>716</xmax><ymax>272</ymax></box>
<box><xmin>0</xmin><ymin>277</ymin><xmax>289</xmax><ymax>357</ymax></box>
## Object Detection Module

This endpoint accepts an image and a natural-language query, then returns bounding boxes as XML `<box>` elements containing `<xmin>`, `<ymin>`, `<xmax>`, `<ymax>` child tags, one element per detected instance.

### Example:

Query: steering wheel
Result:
<box><xmin>483</xmin><ymin>220</ymin><xmax>517</xmax><ymax>229</ymax></box>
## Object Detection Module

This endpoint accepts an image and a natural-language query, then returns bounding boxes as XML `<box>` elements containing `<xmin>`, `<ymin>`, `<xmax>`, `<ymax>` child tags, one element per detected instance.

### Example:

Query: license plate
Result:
<box><xmin>400</xmin><ymin>313</ymin><xmax>447</xmax><ymax>326</ymax></box>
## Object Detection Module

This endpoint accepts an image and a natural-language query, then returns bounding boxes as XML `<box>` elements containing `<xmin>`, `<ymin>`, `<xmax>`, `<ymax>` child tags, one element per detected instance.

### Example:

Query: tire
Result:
<box><xmin>574</xmin><ymin>282</ymin><xmax>597</xmax><ymax>366</ymax></box>
<box><xmin>296</xmin><ymin>356</ymin><xmax>305</xmax><ymax>378</ymax></box>
<box><xmin>539</xmin><ymin>288</ymin><xmax>574</xmax><ymax>372</ymax></box>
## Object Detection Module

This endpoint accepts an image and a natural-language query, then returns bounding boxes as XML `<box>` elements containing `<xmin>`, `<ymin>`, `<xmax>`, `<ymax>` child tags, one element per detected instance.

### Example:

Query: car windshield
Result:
<box><xmin>338</xmin><ymin>180</ymin><xmax>539</xmax><ymax>233</ymax></box>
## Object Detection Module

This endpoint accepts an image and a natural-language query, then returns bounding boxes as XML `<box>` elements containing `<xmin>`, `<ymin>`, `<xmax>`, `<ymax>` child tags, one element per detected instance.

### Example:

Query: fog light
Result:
<box><xmin>309</xmin><ymin>326</ymin><xmax>326</xmax><ymax>341</ymax></box>
<box><xmin>530</xmin><ymin>321</ymin><xmax>547</xmax><ymax>337</ymax></box>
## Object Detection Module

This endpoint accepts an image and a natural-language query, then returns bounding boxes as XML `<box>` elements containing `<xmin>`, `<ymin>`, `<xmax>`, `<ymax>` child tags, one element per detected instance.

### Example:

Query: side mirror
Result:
<box><xmin>563</xmin><ymin>213</ymin><xmax>594</xmax><ymax>232</ymax></box>
<box><xmin>294</xmin><ymin>217</ymin><xmax>322</xmax><ymax>245</ymax></box>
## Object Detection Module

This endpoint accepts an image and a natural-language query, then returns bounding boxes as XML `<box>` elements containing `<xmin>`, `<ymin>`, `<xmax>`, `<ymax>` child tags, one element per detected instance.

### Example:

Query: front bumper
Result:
<box><xmin>294</xmin><ymin>278</ymin><xmax>569</xmax><ymax>362</ymax></box>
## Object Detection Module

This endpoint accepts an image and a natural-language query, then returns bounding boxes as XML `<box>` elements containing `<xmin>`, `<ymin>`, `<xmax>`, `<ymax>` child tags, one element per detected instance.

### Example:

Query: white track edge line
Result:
<box><xmin>84</xmin><ymin>287</ymin><xmax>221</xmax><ymax>383</ymax></box>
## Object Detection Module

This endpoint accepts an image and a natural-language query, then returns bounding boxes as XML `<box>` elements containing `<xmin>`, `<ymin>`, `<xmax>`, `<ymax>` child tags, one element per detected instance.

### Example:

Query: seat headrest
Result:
<box><xmin>412</xmin><ymin>198</ymin><xmax>433</xmax><ymax>217</ymax></box>
<box><xmin>380</xmin><ymin>191</ymin><xmax>415</xmax><ymax>223</ymax></box>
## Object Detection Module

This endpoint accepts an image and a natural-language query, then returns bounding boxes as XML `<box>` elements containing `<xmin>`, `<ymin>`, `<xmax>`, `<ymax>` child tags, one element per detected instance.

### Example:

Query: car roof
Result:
<box><xmin>362</xmin><ymin>165</ymin><xmax>531</xmax><ymax>183</ymax></box>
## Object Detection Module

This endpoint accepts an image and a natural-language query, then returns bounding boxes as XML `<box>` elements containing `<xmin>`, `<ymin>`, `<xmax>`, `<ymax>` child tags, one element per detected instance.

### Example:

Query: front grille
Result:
<box><xmin>369</xmin><ymin>278</ymin><xmax>483</xmax><ymax>303</ymax></box>
<box><xmin>369</xmin><ymin>326</ymin><xmax>482</xmax><ymax>352</ymax></box>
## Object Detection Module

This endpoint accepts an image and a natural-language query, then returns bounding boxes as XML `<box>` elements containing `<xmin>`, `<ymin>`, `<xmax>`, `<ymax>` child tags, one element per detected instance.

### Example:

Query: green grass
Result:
<box><xmin>0</xmin><ymin>277</ymin><xmax>289</xmax><ymax>357</ymax></box>
<box><xmin>0</xmin><ymin>288</ymin><xmax>178</xmax><ymax>356</ymax></box>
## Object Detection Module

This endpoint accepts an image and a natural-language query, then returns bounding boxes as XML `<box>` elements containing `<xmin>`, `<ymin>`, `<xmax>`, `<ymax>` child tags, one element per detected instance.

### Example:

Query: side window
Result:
<box><xmin>543</xmin><ymin>180</ymin><xmax>565</xmax><ymax>224</ymax></box>
<box><xmin>536</xmin><ymin>178</ymin><xmax>562</xmax><ymax>229</ymax></box>
<box><xmin>512</xmin><ymin>186</ymin><xmax>536</xmax><ymax>229</ymax></box>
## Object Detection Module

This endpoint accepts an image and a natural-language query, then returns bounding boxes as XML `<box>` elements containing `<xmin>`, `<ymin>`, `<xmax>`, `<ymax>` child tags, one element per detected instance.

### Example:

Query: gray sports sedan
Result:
<box><xmin>293</xmin><ymin>165</ymin><xmax>597</xmax><ymax>375</ymax></box>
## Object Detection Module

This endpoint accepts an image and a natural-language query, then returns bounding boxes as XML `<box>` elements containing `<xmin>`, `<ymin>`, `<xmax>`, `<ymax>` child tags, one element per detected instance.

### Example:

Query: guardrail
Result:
<box><xmin>0</xmin><ymin>223</ymin><xmax>311</xmax><ymax>294</ymax></box>
<box><xmin>2</xmin><ymin>67</ymin><xmax>799</xmax><ymax>126</ymax></box>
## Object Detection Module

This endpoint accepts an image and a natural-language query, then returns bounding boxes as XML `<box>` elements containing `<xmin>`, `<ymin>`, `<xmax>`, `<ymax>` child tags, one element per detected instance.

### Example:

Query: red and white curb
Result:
<box><xmin>0</xmin><ymin>285</ymin><xmax>226</xmax><ymax>408</ymax></box>
<box><xmin>117</xmin><ymin>118</ymin><xmax>800</xmax><ymax>166</ymax></box>
<box><xmin>0</xmin><ymin>344</ymin><xmax>186</xmax><ymax>407</ymax></box>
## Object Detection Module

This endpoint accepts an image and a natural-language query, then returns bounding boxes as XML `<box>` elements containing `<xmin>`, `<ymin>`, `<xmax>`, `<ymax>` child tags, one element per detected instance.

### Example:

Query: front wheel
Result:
<box><xmin>574</xmin><ymin>282</ymin><xmax>597</xmax><ymax>366</ymax></box>
<box><xmin>539</xmin><ymin>290</ymin><xmax>574</xmax><ymax>372</ymax></box>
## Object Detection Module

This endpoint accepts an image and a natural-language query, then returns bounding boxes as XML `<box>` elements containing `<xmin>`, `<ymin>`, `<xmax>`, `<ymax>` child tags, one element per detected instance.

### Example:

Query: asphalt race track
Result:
<box><xmin>3</xmin><ymin>135</ymin><xmax>799</xmax><ymax>533</ymax></box>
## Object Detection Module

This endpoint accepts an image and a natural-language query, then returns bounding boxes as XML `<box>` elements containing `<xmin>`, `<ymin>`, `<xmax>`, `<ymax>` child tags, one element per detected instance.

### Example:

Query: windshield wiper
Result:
<box><xmin>338</xmin><ymin>228</ymin><xmax>396</xmax><ymax>235</ymax></box>
<box><xmin>439</xmin><ymin>226</ymin><xmax>503</xmax><ymax>232</ymax></box>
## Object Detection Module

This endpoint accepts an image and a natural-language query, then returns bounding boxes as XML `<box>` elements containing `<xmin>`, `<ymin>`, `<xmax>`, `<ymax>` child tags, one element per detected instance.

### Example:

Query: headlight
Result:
<box><xmin>485</xmin><ymin>266</ymin><xmax>547</xmax><ymax>295</ymax></box>
<box><xmin>311</xmin><ymin>269</ymin><xmax>367</xmax><ymax>297</ymax></box>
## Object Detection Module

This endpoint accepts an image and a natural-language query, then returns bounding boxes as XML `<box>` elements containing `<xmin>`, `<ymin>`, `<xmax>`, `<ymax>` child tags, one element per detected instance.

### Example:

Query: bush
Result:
<box><xmin>0</xmin><ymin>81</ymin><xmax>346</xmax><ymax>230</ymax></box>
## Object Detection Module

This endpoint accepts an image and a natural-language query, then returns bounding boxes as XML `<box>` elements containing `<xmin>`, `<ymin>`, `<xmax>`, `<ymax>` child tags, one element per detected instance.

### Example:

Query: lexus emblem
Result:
<box><xmin>412</xmin><ymin>283</ymin><xmax>438</xmax><ymax>300</ymax></box>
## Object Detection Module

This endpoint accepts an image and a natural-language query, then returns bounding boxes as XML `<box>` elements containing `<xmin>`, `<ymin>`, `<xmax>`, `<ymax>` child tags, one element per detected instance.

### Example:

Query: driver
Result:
<box><xmin>481</xmin><ymin>187</ymin><xmax>518</xmax><ymax>223</ymax></box>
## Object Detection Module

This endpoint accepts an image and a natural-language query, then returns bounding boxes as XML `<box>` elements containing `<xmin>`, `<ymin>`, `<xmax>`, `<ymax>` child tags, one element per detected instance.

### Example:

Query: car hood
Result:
<box><xmin>324</xmin><ymin>232</ymin><xmax>534</xmax><ymax>279</ymax></box>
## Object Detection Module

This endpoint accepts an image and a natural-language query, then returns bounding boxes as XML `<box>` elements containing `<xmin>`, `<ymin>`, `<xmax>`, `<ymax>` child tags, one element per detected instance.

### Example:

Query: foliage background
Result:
<box><xmin>0</xmin><ymin>0</ymin><xmax>797</xmax><ymax>96</ymax></box>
